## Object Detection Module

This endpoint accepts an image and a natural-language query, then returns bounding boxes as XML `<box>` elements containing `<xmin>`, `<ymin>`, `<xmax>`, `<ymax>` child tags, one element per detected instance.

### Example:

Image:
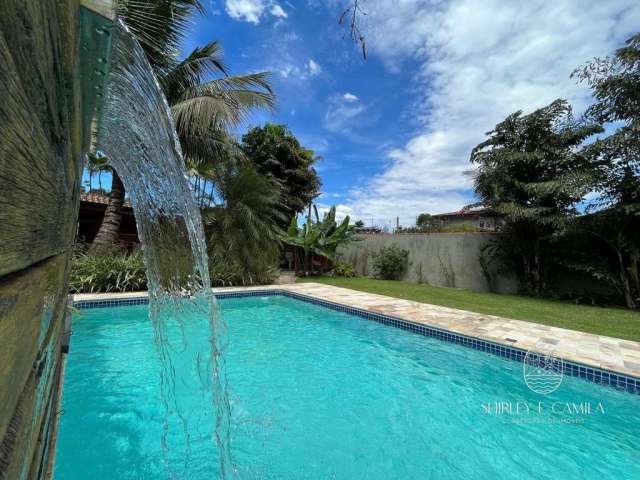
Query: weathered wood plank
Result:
<box><xmin>0</xmin><ymin>326</ymin><xmax>63</xmax><ymax>480</ymax></box>
<box><xmin>0</xmin><ymin>1</ymin><xmax>114</xmax><ymax>477</ymax></box>
<box><xmin>26</xmin><ymin>330</ymin><xmax>64</xmax><ymax>480</ymax></box>
<box><xmin>0</xmin><ymin>368</ymin><xmax>38</xmax><ymax>480</ymax></box>
<box><xmin>0</xmin><ymin>0</ymin><xmax>82</xmax><ymax>277</ymax></box>
<box><xmin>0</xmin><ymin>254</ymin><xmax>68</xmax><ymax>452</ymax></box>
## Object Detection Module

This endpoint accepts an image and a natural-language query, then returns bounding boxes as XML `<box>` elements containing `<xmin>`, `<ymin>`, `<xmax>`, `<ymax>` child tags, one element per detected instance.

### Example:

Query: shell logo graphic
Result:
<box><xmin>523</xmin><ymin>342</ymin><xmax>564</xmax><ymax>394</ymax></box>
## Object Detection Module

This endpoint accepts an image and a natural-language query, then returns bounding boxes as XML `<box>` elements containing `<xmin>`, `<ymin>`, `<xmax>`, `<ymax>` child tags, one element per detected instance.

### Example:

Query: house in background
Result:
<box><xmin>432</xmin><ymin>206</ymin><xmax>504</xmax><ymax>231</ymax></box>
<box><xmin>77</xmin><ymin>193</ymin><xmax>139</xmax><ymax>247</ymax></box>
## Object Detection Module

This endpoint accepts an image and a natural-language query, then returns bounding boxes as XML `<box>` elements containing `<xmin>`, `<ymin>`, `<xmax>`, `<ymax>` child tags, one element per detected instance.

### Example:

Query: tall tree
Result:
<box><xmin>416</xmin><ymin>213</ymin><xmax>434</xmax><ymax>230</ymax></box>
<box><xmin>241</xmin><ymin>123</ymin><xmax>321</xmax><ymax>227</ymax></box>
<box><xmin>470</xmin><ymin>99</ymin><xmax>603</xmax><ymax>295</ymax></box>
<box><xmin>571</xmin><ymin>32</ymin><xmax>640</xmax><ymax>308</ymax></box>
<box><xmin>202</xmin><ymin>160</ymin><xmax>285</xmax><ymax>285</ymax></box>
<box><xmin>90</xmin><ymin>1</ymin><xmax>275</xmax><ymax>252</ymax></box>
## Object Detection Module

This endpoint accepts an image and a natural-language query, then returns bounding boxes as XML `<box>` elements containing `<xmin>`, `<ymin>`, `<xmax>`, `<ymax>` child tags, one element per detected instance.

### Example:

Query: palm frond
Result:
<box><xmin>203</xmin><ymin>162</ymin><xmax>285</xmax><ymax>285</ymax></box>
<box><xmin>172</xmin><ymin>74</ymin><xmax>275</xmax><ymax>133</ymax></box>
<box><xmin>118</xmin><ymin>0</ymin><xmax>204</xmax><ymax>74</ymax></box>
<box><xmin>180</xmin><ymin>128</ymin><xmax>244</xmax><ymax>168</ymax></box>
<box><xmin>160</xmin><ymin>41</ymin><xmax>227</xmax><ymax>104</ymax></box>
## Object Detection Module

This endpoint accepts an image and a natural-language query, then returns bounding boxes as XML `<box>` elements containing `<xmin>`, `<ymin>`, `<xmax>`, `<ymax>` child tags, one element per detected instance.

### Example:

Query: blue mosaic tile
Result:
<box><xmin>73</xmin><ymin>289</ymin><xmax>640</xmax><ymax>395</ymax></box>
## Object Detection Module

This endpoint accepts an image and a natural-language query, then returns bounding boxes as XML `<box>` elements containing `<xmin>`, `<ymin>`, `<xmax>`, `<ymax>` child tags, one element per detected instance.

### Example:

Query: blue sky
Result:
<box><xmin>178</xmin><ymin>0</ymin><xmax>638</xmax><ymax>227</ymax></box>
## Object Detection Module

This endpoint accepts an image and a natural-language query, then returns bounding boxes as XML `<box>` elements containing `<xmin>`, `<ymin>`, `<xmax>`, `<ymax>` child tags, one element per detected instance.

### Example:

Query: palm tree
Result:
<box><xmin>89</xmin><ymin>1</ymin><xmax>275</xmax><ymax>252</ymax></box>
<box><xmin>202</xmin><ymin>159</ymin><xmax>286</xmax><ymax>285</ymax></box>
<box><xmin>163</xmin><ymin>41</ymin><xmax>274</xmax><ymax>167</ymax></box>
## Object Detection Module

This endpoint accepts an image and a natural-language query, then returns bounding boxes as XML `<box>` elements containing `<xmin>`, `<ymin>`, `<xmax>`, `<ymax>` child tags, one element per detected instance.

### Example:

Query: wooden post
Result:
<box><xmin>80</xmin><ymin>0</ymin><xmax>117</xmax><ymax>20</ymax></box>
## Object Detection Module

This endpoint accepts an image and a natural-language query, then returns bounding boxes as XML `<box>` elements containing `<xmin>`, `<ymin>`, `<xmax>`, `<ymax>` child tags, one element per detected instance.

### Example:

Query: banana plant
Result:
<box><xmin>285</xmin><ymin>205</ymin><xmax>357</xmax><ymax>275</ymax></box>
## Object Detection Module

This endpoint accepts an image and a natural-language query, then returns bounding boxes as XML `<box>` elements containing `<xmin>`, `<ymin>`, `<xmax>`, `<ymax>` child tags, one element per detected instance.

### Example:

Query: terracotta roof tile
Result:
<box><xmin>80</xmin><ymin>193</ymin><xmax>132</xmax><ymax>208</ymax></box>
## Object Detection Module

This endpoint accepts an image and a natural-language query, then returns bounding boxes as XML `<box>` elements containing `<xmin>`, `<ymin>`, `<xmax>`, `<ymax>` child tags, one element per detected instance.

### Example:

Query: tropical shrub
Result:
<box><xmin>70</xmin><ymin>249</ymin><xmax>147</xmax><ymax>293</ymax></box>
<box><xmin>285</xmin><ymin>205</ymin><xmax>358</xmax><ymax>275</ymax></box>
<box><xmin>209</xmin><ymin>259</ymin><xmax>279</xmax><ymax>287</ymax></box>
<box><xmin>332</xmin><ymin>261</ymin><xmax>355</xmax><ymax>278</ymax></box>
<box><xmin>370</xmin><ymin>245</ymin><xmax>409</xmax><ymax>280</ymax></box>
<box><xmin>552</xmin><ymin>211</ymin><xmax>639</xmax><ymax>307</ymax></box>
<box><xmin>203</xmin><ymin>162</ymin><xmax>284</xmax><ymax>286</ymax></box>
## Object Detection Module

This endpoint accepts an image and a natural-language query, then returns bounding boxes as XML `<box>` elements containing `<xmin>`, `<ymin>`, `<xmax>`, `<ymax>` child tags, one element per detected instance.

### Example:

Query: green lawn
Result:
<box><xmin>297</xmin><ymin>276</ymin><xmax>640</xmax><ymax>342</ymax></box>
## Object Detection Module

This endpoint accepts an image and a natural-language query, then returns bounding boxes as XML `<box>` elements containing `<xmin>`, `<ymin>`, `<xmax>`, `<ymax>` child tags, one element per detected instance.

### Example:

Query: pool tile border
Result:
<box><xmin>73</xmin><ymin>290</ymin><xmax>640</xmax><ymax>395</ymax></box>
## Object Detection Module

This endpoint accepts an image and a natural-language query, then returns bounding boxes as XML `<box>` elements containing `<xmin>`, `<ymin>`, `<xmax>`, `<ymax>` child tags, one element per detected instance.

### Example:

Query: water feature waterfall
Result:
<box><xmin>95</xmin><ymin>21</ymin><xmax>231</xmax><ymax>478</ymax></box>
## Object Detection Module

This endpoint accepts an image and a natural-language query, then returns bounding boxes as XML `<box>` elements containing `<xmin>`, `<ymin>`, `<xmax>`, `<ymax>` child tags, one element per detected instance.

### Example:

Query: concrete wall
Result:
<box><xmin>0</xmin><ymin>2</ymin><xmax>113</xmax><ymax>478</ymax></box>
<box><xmin>338</xmin><ymin>233</ymin><xmax>519</xmax><ymax>294</ymax></box>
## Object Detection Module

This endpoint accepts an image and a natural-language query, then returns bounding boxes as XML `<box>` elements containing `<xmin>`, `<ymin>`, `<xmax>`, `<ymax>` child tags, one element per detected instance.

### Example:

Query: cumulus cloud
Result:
<box><xmin>343</xmin><ymin>92</ymin><xmax>359</xmax><ymax>102</ymax></box>
<box><xmin>339</xmin><ymin>0</ymin><xmax>640</xmax><ymax>225</ymax></box>
<box><xmin>225</xmin><ymin>0</ymin><xmax>287</xmax><ymax>24</ymax></box>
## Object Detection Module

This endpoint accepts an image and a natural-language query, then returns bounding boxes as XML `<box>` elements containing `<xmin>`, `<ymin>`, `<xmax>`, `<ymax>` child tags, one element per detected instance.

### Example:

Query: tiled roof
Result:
<box><xmin>80</xmin><ymin>193</ymin><xmax>132</xmax><ymax>208</ymax></box>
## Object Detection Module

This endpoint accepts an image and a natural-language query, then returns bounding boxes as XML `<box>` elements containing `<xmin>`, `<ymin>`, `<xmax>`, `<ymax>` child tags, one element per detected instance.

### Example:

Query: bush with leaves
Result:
<box><xmin>70</xmin><ymin>248</ymin><xmax>147</xmax><ymax>293</ymax></box>
<box><xmin>285</xmin><ymin>205</ymin><xmax>357</xmax><ymax>275</ymax></box>
<box><xmin>203</xmin><ymin>161</ymin><xmax>285</xmax><ymax>286</ymax></box>
<box><xmin>208</xmin><ymin>257</ymin><xmax>279</xmax><ymax>287</ymax></box>
<box><xmin>332</xmin><ymin>261</ymin><xmax>355</xmax><ymax>278</ymax></box>
<box><xmin>370</xmin><ymin>245</ymin><xmax>409</xmax><ymax>280</ymax></box>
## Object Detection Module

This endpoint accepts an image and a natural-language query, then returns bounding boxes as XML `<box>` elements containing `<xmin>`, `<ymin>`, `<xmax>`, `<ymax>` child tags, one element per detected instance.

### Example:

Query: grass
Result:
<box><xmin>297</xmin><ymin>276</ymin><xmax>640</xmax><ymax>342</ymax></box>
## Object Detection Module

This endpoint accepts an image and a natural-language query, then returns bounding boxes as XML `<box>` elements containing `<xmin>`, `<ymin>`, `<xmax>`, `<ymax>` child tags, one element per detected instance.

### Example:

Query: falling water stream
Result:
<box><xmin>96</xmin><ymin>21</ymin><xmax>231</xmax><ymax>478</ymax></box>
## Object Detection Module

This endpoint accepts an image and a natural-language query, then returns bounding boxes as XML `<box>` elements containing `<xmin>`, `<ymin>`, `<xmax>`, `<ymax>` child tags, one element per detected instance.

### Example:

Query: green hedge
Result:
<box><xmin>70</xmin><ymin>249</ymin><xmax>147</xmax><ymax>293</ymax></box>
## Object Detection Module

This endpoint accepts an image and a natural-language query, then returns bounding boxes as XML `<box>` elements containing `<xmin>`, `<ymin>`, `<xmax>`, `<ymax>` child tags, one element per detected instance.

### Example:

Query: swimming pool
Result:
<box><xmin>55</xmin><ymin>293</ymin><xmax>640</xmax><ymax>479</ymax></box>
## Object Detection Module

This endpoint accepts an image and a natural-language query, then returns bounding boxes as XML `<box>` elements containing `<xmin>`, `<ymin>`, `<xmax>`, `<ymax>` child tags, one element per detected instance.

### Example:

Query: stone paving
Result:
<box><xmin>74</xmin><ymin>282</ymin><xmax>640</xmax><ymax>379</ymax></box>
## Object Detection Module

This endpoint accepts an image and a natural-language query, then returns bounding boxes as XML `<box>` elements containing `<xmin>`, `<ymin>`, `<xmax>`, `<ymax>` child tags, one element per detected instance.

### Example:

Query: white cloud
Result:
<box><xmin>225</xmin><ymin>0</ymin><xmax>286</xmax><ymax>24</ymax></box>
<box><xmin>270</xmin><ymin>4</ymin><xmax>288</xmax><ymax>18</ymax></box>
<box><xmin>339</xmin><ymin>0</ymin><xmax>640</xmax><ymax>225</ymax></box>
<box><xmin>278</xmin><ymin>63</ymin><xmax>297</xmax><ymax>78</ymax></box>
<box><xmin>276</xmin><ymin>58</ymin><xmax>323</xmax><ymax>81</ymax></box>
<box><xmin>343</xmin><ymin>92</ymin><xmax>359</xmax><ymax>103</ymax></box>
<box><xmin>315</xmin><ymin>203</ymin><xmax>354</xmax><ymax>223</ymax></box>
<box><xmin>308</xmin><ymin>59</ymin><xmax>322</xmax><ymax>75</ymax></box>
<box><xmin>324</xmin><ymin>93</ymin><xmax>366</xmax><ymax>132</ymax></box>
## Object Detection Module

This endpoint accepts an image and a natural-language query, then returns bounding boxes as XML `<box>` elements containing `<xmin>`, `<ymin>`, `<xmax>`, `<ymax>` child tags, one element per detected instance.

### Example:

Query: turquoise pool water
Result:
<box><xmin>55</xmin><ymin>295</ymin><xmax>640</xmax><ymax>479</ymax></box>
